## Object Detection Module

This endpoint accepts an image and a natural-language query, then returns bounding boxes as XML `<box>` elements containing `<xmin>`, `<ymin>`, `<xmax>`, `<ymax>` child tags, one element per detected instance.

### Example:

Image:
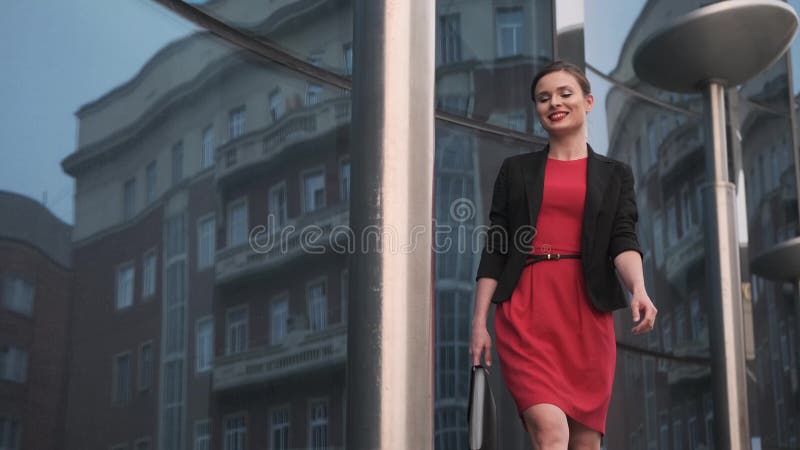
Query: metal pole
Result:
<box><xmin>701</xmin><ymin>81</ymin><xmax>751</xmax><ymax>450</ymax></box>
<box><xmin>347</xmin><ymin>0</ymin><xmax>435</xmax><ymax>449</ymax></box>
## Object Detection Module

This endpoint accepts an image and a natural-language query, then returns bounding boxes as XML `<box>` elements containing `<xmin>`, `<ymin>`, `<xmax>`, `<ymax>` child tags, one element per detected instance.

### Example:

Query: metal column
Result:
<box><xmin>701</xmin><ymin>81</ymin><xmax>751</xmax><ymax>450</ymax></box>
<box><xmin>347</xmin><ymin>0</ymin><xmax>435</xmax><ymax>449</ymax></box>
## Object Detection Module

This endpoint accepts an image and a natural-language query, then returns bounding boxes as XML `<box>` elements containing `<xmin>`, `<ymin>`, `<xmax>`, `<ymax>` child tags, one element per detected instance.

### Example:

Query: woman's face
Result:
<box><xmin>532</xmin><ymin>70</ymin><xmax>594</xmax><ymax>136</ymax></box>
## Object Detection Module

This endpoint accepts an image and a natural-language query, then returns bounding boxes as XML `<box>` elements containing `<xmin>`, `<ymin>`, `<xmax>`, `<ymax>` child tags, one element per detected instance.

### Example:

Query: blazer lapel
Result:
<box><xmin>521</xmin><ymin>145</ymin><xmax>549</xmax><ymax>231</ymax></box>
<box><xmin>582</xmin><ymin>144</ymin><xmax>613</xmax><ymax>258</ymax></box>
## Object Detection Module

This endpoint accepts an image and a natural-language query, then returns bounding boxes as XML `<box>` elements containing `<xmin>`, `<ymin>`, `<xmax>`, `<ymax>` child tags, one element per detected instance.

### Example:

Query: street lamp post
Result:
<box><xmin>633</xmin><ymin>2</ymin><xmax>798</xmax><ymax>449</ymax></box>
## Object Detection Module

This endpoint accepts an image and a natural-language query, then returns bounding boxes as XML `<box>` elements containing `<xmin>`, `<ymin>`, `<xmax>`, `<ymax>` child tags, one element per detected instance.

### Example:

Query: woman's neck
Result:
<box><xmin>547</xmin><ymin>134</ymin><xmax>588</xmax><ymax>160</ymax></box>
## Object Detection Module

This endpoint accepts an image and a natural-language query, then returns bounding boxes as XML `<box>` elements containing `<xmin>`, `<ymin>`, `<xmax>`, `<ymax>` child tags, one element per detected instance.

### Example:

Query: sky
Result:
<box><xmin>0</xmin><ymin>1</ymin><xmax>196</xmax><ymax>224</ymax></box>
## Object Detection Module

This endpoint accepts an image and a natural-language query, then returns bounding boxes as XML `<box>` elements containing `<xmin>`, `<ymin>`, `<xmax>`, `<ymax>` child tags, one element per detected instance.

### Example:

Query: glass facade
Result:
<box><xmin>1</xmin><ymin>1</ymin><xmax>799</xmax><ymax>449</ymax></box>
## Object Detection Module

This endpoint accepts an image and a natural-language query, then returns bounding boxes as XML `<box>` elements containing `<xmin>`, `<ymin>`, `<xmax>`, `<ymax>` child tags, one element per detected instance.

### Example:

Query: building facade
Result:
<box><xmin>0</xmin><ymin>191</ymin><xmax>73</xmax><ymax>450</ymax></box>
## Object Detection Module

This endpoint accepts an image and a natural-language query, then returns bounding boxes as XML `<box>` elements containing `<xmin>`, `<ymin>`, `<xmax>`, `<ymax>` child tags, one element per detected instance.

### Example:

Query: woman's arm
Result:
<box><xmin>471</xmin><ymin>158</ymin><xmax>512</xmax><ymax>366</ymax></box>
<box><xmin>470</xmin><ymin>277</ymin><xmax>497</xmax><ymax>366</ymax></box>
<box><xmin>615</xmin><ymin>250</ymin><xmax>657</xmax><ymax>334</ymax></box>
<box><xmin>610</xmin><ymin>163</ymin><xmax>657</xmax><ymax>334</ymax></box>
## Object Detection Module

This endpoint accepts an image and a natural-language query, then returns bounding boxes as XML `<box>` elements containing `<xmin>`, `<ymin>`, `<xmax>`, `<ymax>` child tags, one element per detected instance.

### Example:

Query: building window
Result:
<box><xmin>308</xmin><ymin>51</ymin><xmax>324</xmax><ymax>67</ymax></box>
<box><xmin>689</xmin><ymin>292</ymin><xmax>705</xmax><ymax>341</ymax></box>
<box><xmin>197</xmin><ymin>215</ymin><xmax>216</xmax><ymax>269</ymax></box>
<box><xmin>196</xmin><ymin>318</ymin><xmax>213</xmax><ymax>373</ymax></box>
<box><xmin>112</xmin><ymin>352</ymin><xmax>131</xmax><ymax>405</ymax></box>
<box><xmin>675</xmin><ymin>303</ymin><xmax>687</xmax><ymax>345</ymax></box>
<box><xmin>201</xmin><ymin>126</ymin><xmax>215</xmax><ymax>169</ymax></box>
<box><xmin>495</xmin><ymin>7</ymin><xmax>523</xmax><ymax>58</ymax></box>
<box><xmin>680</xmin><ymin>184</ymin><xmax>694</xmax><ymax>234</ymax></box>
<box><xmin>271</xmin><ymin>296</ymin><xmax>288</xmax><ymax>345</ymax></box>
<box><xmin>306</xmin><ymin>83</ymin><xmax>322</xmax><ymax>106</ymax></box>
<box><xmin>339</xmin><ymin>159</ymin><xmax>350</xmax><ymax>202</ymax></box>
<box><xmin>0</xmin><ymin>417</ymin><xmax>21</xmax><ymax>450</ymax></box>
<box><xmin>660</xmin><ymin>314</ymin><xmax>672</xmax><ymax>371</ymax></box>
<box><xmin>138</xmin><ymin>342</ymin><xmax>153</xmax><ymax>391</ymax></box>
<box><xmin>194</xmin><ymin>420</ymin><xmax>210</xmax><ymax>450</ymax></box>
<box><xmin>269</xmin><ymin>90</ymin><xmax>284</xmax><ymax>122</ymax></box>
<box><xmin>268</xmin><ymin>183</ymin><xmax>288</xmax><ymax>230</ymax></box>
<box><xmin>439</xmin><ymin>14</ymin><xmax>462</xmax><ymax>64</ymax></box>
<box><xmin>436</xmin><ymin>291</ymin><xmax>471</xmax><ymax>400</ymax></box>
<box><xmin>223</xmin><ymin>415</ymin><xmax>246</xmax><ymax>450</ymax></box>
<box><xmin>227</xmin><ymin>200</ymin><xmax>248</xmax><ymax>247</ymax></box>
<box><xmin>2</xmin><ymin>276</ymin><xmax>34</xmax><ymax>316</ymax></box>
<box><xmin>228</xmin><ymin>107</ymin><xmax>246</xmax><ymax>139</ymax></box>
<box><xmin>508</xmin><ymin>112</ymin><xmax>526</xmax><ymax>132</ymax></box>
<box><xmin>343</xmin><ymin>43</ymin><xmax>353</xmax><ymax>76</ymax></box>
<box><xmin>0</xmin><ymin>345</ymin><xmax>28</xmax><ymax>383</ymax></box>
<box><xmin>271</xmin><ymin>407</ymin><xmax>290</xmax><ymax>450</ymax></box>
<box><xmin>673</xmin><ymin>417</ymin><xmax>683</xmax><ymax>450</ymax></box>
<box><xmin>123</xmin><ymin>178</ymin><xmax>136</xmax><ymax>220</ymax></box>
<box><xmin>666</xmin><ymin>197</ymin><xmax>678</xmax><ymax>246</ymax></box>
<box><xmin>171</xmin><ymin>141</ymin><xmax>183</xmax><ymax>186</ymax></box>
<box><xmin>146</xmin><ymin>161</ymin><xmax>157</xmax><ymax>205</ymax></box>
<box><xmin>659</xmin><ymin>412</ymin><xmax>670</xmax><ymax>450</ymax></box>
<box><xmin>303</xmin><ymin>170</ymin><xmax>326</xmax><ymax>213</ymax></box>
<box><xmin>307</xmin><ymin>280</ymin><xmax>328</xmax><ymax>332</ymax></box>
<box><xmin>340</xmin><ymin>269</ymin><xmax>349</xmax><ymax>324</ymax></box>
<box><xmin>116</xmin><ymin>264</ymin><xmax>135</xmax><ymax>310</ymax></box>
<box><xmin>142</xmin><ymin>250</ymin><xmax>156</xmax><ymax>299</ymax></box>
<box><xmin>226</xmin><ymin>307</ymin><xmax>248</xmax><ymax>355</ymax></box>
<box><xmin>309</xmin><ymin>400</ymin><xmax>328</xmax><ymax>450</ymax></box>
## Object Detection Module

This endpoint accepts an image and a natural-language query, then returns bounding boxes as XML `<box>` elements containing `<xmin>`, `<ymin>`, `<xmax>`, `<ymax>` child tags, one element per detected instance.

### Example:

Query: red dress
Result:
<box><xmin>494</xmin><ymin>156</ymin><xmax>616</xmax><ymax>436</ymax></box>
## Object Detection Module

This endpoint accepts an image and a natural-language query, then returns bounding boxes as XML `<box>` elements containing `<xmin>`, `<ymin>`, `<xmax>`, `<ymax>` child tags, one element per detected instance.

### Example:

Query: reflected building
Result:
<box><xmin>0</xmin><ymin>191</ymin><xmax>73</xmax><ymax>450</ymax></box>
<box><xmin>590</xmin><ymin>0</ymin><xmax>800</xmax><ymax>449</ymax></box>
<box><xmin>61</xmin><ymin>2</ymin><xmax>353</xmax><ymax>445</ymax></box>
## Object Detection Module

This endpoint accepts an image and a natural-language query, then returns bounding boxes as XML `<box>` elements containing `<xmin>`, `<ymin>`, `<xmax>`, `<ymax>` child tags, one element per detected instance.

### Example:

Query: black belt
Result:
<box><xmin>524</xmin><ymin>253</ymin><xmax>581</xmax><ymax>266</ymax></box>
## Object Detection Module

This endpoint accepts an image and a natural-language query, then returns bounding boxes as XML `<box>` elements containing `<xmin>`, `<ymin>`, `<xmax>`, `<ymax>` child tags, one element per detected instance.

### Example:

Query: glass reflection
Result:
<box><xmin>186</xmin><ymin>0</ymin><xmax>355</xmax><ymax>77</ymax></box>
<box><xmin>2</xmin><ymin>3</ymin><xmax>353</xmax><ymax>449</ymax></box>
<box><xmin>607</xmin><ymin>350</ymin><xmax>714</xmax><ymax>450</ymax></box>
<box><xmin>435</xmin><ymin>0</ymin><xmax>553</xmax><ymax>134</ymax></box>
<box><xmin>434</xmin><ymin>120</ymin><xmax>539</xmax><ymax>449</ymax></box>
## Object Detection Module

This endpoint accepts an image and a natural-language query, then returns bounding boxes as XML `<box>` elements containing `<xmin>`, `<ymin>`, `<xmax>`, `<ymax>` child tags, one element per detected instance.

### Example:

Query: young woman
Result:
<box><xmin>470</xmin><ymin>60</ymin><xmax>658</xmax><ymax>450</ymax></box>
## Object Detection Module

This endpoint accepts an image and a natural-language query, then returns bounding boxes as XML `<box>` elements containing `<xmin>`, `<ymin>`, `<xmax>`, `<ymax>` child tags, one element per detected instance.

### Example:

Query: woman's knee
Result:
<box><xmin>522</xmin><ymin>403</ymin><xmax>569</xmax><ymax>448</ymax></box>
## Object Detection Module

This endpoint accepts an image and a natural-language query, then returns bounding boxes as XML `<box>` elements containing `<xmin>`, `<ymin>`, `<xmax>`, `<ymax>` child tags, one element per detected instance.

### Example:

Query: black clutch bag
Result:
<box><xmin>468</xmin><ymin>365</ymin><xmax>497</xmax><ymax>450</ymax></box>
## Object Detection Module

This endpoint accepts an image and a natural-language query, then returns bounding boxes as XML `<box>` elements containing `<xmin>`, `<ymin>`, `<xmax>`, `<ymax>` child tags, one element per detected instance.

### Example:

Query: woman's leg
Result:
<box><xmin>566</xmin><ymin>416</ymin><xmax>601</xmax><ymax>450</ymax></box>
<box><xmin>521</xmin><ymin>403</ymin><xmax>570</xmax><ymax>450</ymax></box>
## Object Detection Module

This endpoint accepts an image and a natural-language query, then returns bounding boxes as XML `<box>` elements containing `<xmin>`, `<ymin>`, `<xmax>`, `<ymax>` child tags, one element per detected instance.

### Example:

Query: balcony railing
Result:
<box><xmin>215</xmin><ymin>204</ymin><xmax>349</xmax><ymax>284</ymax></box>
<box><xmin>213</xmin><ymin>323</ymin><xmax>347</xmax><ymax>391</ymax></box>
<box><xmin>667</xmin><ymin>333</ymin><xmax>711</xmax><ymax>385</ymax></box>
<box><xmin>215</xmin><ymin>97</ymin><xmax>351</xmax><ymax>183</ymax></box>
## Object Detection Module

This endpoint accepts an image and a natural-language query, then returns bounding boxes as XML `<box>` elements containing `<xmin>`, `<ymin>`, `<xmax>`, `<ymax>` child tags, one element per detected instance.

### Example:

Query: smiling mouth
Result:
<box><xmin>549</xmin><ymin>112</ymin><xmax>568</xmax><ymax>121</ymax></box>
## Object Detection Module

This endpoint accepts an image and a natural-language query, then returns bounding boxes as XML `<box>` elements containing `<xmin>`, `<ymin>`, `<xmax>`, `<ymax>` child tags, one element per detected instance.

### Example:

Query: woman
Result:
<box><xmin>470</xmin><ymin>60</ymin><xmax>658</xmax><ymax>450</ymax></box>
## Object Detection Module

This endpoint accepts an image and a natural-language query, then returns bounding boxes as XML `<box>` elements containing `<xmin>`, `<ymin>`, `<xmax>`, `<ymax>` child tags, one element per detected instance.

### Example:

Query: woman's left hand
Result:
<box><xmin>630</xmin><ymin>291</ymin><xmax>657</xmax><ymax>335</ymax></box>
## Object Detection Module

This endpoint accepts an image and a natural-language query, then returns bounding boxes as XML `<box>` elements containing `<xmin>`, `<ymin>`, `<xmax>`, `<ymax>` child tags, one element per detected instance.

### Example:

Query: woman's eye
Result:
<box><xmin>562</xmin><ymin>92</ymin><xmax>572</xmax><ymax>97</ymax></box>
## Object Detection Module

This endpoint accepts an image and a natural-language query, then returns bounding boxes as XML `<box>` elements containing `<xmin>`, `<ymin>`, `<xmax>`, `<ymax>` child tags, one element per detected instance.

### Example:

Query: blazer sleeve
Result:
<box><xmin>608</xmin><ymin>163</ymin><xmax>644</xmax><ymax>260</ymax></box>
<box><xmin>475</xmin><ymin>157</ymin><xmax>511</xmax><ymax>281</ymax></box>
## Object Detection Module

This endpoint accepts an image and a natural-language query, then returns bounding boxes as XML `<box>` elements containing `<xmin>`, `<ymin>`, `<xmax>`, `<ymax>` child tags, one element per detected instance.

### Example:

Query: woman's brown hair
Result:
<box><xmin>530</xmin><ymin>60</ymin><xmax>592</xmax><ymax>102</ymax></box>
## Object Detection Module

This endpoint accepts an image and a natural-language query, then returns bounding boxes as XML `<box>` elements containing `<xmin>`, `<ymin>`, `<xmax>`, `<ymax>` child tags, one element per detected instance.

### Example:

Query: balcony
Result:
<box><xmin>659</xmin><ymin>125</ymin><xmax>703</xmax><ymax>176</ymax></box>
<box><xmin>215</xmin><ymin>203</ymin><xmax>349</xmax><ymax>284</ymax></box>
<box><xmin>215</xmin><ymin>97</ymin><xmax>351</xmax><ymax>184</ymax></box>
<box><xmin>667</xmin><ymin>333</ymin><xmax>711</xmax><ymax>386</ymax></box>
<box><xmin>213</xmin><ymin>323</ymin><xmax>347</xmax><ymax>392</ymax></box>
<box><xmin>664</xmin><ymin>228</ymin><xmax>704</xmax><ymax>287</ymax></box>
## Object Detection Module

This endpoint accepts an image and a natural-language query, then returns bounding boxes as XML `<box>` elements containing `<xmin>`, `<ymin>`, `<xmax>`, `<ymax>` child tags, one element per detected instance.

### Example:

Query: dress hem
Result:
<box><xmin>516</xmin><ymin>399</ymin><xmax>606</xmax><ymax>437</ymax></box>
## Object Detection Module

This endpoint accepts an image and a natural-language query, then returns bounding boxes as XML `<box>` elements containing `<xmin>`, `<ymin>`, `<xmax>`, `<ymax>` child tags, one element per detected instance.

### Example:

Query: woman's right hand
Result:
<box><xmin>469</xmin><ymin>324</ymin><xmax>493</xmax><ymax>367</ymax></box>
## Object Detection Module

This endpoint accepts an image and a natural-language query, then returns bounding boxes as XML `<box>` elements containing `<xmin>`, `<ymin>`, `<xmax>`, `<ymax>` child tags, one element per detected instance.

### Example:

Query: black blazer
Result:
<box><xmin>475</xmin><ymin>143</ymin><xmax>643</xmax><ymax>312</ymax></box>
